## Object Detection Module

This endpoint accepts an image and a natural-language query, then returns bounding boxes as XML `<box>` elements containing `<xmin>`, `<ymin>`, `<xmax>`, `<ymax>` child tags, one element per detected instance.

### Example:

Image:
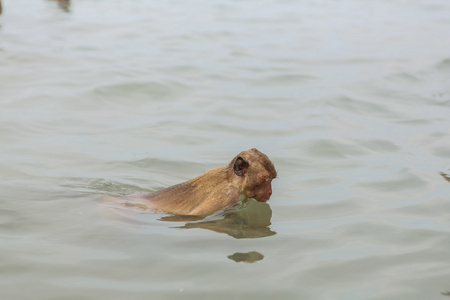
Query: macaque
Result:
<box><xmin>120</xmin><ymin>148</ymin><xmax>277</xmax><ymax>216</ymax></box>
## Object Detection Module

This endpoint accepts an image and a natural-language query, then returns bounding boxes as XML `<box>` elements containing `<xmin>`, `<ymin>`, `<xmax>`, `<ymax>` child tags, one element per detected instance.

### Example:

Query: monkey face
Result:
<box><xmin>231</xmin><ymin>148</ymin><xmax>277</xmax><ymax>203</ymax></box>
<box><xmin>246</xmin><ymin>177</ymin><xmax>273</xmax><ymax>202</ymax></box>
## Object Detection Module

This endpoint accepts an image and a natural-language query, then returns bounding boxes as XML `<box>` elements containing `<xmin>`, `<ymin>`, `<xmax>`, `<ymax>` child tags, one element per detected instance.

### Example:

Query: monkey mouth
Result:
<box><xmin>255</xmin><ymin>197</ymin><xmax>270</xmax><ymax>203</ymax></box>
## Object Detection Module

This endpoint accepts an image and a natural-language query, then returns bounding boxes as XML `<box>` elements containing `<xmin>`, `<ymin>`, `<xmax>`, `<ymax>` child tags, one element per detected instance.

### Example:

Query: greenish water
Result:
<box><xmin>1</xmin><ymin>0</ymin><xmax>450</xmax><ymax>299</ymax></box>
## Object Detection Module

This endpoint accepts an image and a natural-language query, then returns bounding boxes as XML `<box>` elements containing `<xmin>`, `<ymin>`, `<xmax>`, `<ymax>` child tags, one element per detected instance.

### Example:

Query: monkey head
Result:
<box><xmin>230</xmin><ymin>148</ymin><xmax>277</xmax><ymax>202</ymax></box>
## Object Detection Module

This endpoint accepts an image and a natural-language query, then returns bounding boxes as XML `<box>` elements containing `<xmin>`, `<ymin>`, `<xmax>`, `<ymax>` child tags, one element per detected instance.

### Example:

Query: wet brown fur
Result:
<box><xmin>134</xmin><ymin>148</ymin><xmax>276</xmax><ymax>216</ymax></box>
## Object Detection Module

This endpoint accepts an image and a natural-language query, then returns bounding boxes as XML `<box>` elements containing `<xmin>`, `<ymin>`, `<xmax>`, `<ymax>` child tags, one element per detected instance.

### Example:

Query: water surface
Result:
<box><xmin>1</xmin><ymin>0</ymin><xmax>450</xmax><ymax>299</ymax></box>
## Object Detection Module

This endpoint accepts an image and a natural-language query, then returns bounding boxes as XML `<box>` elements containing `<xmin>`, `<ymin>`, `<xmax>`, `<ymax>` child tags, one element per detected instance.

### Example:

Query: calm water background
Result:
<box><xmin>1</xmin><ymin>0</ymin><xmax>450</xmax><ymax>299</ymax></box>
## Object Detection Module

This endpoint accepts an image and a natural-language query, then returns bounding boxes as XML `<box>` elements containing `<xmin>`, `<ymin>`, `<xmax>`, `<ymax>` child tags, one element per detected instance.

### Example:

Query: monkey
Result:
<box><xmin>107</xmin><ymin>148</ymin><xmax>277</xmax><ymax>216</ymax></box>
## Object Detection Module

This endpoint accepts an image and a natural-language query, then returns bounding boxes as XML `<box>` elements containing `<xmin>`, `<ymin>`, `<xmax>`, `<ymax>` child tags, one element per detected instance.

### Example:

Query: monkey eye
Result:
<box><xmin>264</xmin><ymin>177</ymin><xmax>271</xmax><ymax>182</ymax></box>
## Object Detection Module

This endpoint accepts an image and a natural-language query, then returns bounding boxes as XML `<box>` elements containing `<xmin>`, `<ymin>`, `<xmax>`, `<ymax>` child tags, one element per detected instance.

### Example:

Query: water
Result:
<box><xmin>1</xmin><ymin>0</ymin><xmax>450</xmax><ymax>299</ymax></box>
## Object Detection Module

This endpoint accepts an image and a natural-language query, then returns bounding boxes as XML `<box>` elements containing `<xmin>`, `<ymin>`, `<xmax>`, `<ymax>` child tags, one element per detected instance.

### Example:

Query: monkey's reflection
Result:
<box><xmin>228</xmin><ymin>251</ymin><xmax>264</xmax><ymax>263</ymax></box>
<box><xmin>49</xmin><ymin>0</ymin><xmax>70</xmax><ymax>12</ymax></box>
<box><xmin>160</xmin><ymin>198</ymin><xmax>276</xmax><ymax>239</ymax></box>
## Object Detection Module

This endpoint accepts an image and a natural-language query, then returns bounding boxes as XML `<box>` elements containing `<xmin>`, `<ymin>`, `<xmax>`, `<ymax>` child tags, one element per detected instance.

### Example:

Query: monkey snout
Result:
<box><xmin>255</xmin><ymin>191</ymin><xmax>272</xmax><ymax>202</ymax></box>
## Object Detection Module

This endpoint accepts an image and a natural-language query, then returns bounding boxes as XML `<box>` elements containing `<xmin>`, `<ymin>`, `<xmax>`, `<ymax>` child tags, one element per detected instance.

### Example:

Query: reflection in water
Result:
<box><xmin>228</xmin><ymin>251</ymin><xmax>264</xmax><ymax>263</ymax></box>
<box><xmin>442</xmin><ymin>291</ymin><xmax>450</xmax><ymax>297</ymax></box>
<box><xmin>168</xmin><ymin>199</ymin><xmax>276</xmax><ymax>239</ymax></box>
<box><xmin>100</xmin><ymin>191</ymin><xmax>276</xmax><ymax>239</ymax></box>
<box><xmin>50</xmin><ymin>0</ymin><xmax>71</xmax><ymax>12</ymax></box>
<box><xmin>0</xmin><ymin>0</ymin><xmax>2</xmax><ymax>15</ymax></box>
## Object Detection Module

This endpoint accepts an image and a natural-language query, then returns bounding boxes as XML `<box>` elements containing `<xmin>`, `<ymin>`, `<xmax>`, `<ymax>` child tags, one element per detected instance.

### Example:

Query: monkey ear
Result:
<box><xmin>233</xmin><ymin>156</ymin><xmax>249</xmax><ymax>176</ymax></box>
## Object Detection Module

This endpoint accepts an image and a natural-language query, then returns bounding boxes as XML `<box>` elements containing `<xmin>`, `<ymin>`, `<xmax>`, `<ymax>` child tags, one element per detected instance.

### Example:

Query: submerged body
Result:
<box><xmin>114</xmin><ymin>148</ymin><xmax>277</xmax><ymax>216</ymax></box>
